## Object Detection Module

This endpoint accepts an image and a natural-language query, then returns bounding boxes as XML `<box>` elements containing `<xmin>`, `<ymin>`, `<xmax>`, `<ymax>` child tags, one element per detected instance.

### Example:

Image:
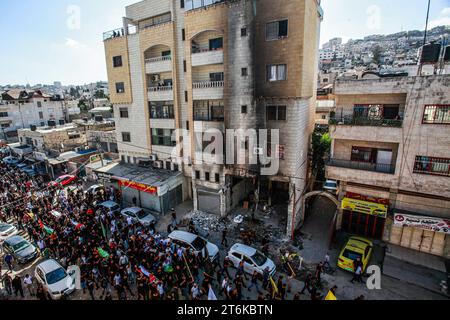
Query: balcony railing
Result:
<box><xmin>193</xmin><ymin>115</ymin><xmax>224</xmax><ymax>122</ymax></box>
<box><xmin>329</xmin><ymin>117</ymin><xmax>403</xmax><ymax>127</ymax></box>
<box><xmin>327</xmin><ymin>158</ymin><xmax>395</xmax><ymax>174</ymax></box>
<box><xmin>145</xmin><ymin>55</ymin><xmax>172</xmax><ymax>64</ymax></box>
<box><xmin>103</xmin><ymin>28</ymin><xmax>126</xmax><ymax>41</ymax></box>
<box><xmin>148</xmin><ymin>85</ymin><xmax>173</xmax><ymax>92</ymax></box>
<box><xmin>193</xmin><ymin>81</ymin><xmax>224</xmax><ymax>89</ymax></box>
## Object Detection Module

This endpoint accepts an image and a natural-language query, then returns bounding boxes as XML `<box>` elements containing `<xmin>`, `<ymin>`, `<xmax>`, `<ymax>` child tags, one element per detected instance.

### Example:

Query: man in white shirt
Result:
<box><xmin>23</xmin><ymin>274</ymin><xmax>35</xmax><ymax>297</ymax></box>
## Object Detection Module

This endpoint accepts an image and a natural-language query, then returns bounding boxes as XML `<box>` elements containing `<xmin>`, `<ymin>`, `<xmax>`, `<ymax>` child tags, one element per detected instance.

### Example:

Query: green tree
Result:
<box><xmin>372</xmin><ymin>45</ymin><xmax>383</xmax><ymax>65</ymax></box>
<box><xmin>312</xmin><ymin>128</ymin><xmax>332</xmax><ymax>182</ymax></box>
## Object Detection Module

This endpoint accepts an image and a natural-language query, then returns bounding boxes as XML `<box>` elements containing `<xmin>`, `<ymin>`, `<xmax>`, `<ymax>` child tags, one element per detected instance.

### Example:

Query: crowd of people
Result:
<box><xmin>0</xmin><ymin>153</ymin><xmax>306</xmax><ymax>301</ymax></box>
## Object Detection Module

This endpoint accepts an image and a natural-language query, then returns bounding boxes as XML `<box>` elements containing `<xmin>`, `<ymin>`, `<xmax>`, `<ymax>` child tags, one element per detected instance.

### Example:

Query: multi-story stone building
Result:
<box><xmin>103</xmin><ymin>0</ymin><xmax>323</xmax><ymax>235</ymax></box>
<box><xmin>327</xmin><ymin>75</ymin><xmax>450</xmax><ymax>258</ymax></box>
<box><xmin>0</xmin><ymin>90</ymin><xmax>66</xmax><ymax>141</ymax></box>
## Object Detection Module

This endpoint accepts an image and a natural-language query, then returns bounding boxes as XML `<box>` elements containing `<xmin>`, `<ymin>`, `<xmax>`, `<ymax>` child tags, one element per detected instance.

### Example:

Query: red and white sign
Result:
<box><xmin>394</xmin><ymin>213</ymin><xmax>450</xmax><ymax>235</ymax></box>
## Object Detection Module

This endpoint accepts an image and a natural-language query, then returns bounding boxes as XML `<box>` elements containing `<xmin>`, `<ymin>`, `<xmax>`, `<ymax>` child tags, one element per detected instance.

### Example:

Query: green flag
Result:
<box><xmin>97</xmin><ymin>247</ymin><xmax>110</xmax><ymax>259</ymax></box>
<box><xmin>43</xmin><ymin>226</ymin><xmax>54</xmax><ymax>235</ymax></box>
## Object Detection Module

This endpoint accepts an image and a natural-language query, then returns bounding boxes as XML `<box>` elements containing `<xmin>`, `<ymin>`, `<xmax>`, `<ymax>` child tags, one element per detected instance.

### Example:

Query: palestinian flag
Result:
<box><xmin>97</xmin><ymin>247</ymin><xmax>110</xmax><ymax>259</ymax></box>
<box><xmin>138</xmin><ymin>266</ymin><xmax>158</xmax><ymax>284</ymax></box>
<box><xmin>70</xmin><ymin>220</ymin><xmax>84</xmax><ymax>230</ymax></box>
<box><xmin>43</xmin><ymin>226</ymin><xmax>55</xmax><ymax>235</ymax></box>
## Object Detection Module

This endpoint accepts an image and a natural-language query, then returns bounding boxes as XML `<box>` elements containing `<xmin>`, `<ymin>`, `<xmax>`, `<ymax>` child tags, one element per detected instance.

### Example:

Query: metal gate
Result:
<box><xmin>390</xmin><ymin>226</ymin><xmax>446</xmax><ymax>256</ymax></box>
<box><xmin>198</xmin><ymin>188</ymin><xmax>221</xmax><ymax>215</ymax></box>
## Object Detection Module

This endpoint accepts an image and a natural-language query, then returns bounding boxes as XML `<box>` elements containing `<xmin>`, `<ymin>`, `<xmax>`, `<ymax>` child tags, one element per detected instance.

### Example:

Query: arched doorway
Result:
<box><xmin>297</xmin><ymin>192</ymin><xmax>340</xmax><ymax>261</ymax></box>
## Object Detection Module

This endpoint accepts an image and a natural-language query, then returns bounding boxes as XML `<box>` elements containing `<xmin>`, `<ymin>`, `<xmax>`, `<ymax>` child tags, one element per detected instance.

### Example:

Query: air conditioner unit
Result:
<box><xmin>153</xmin><ymin>160</ymin><xmax>163</xmax><ymax>169</ymax></box>
<box><xmin>151</xmin><ymin>75</ymin><xmax>160</xmax><ymax>82</ymax></box>
<box><xmin>254</xmin><ymin>147</ymin><xmax>263</xmax><ymax>155</ymax></box>
<box><xmin>149</xmin><ymin>154</ymin><xmax>158</xmax><ymax>161</ymax></box>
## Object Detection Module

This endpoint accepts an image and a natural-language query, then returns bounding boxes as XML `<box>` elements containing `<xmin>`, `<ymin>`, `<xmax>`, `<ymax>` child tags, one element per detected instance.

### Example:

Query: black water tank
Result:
<box><xmin>30</xmin><ymin>125</ymin><xmax>37</xmax><ymax>131</ymax></box>
<box><xmin>444</xmin><ymin>46</ymin><xmax>450</xmax><ymax>62</ymax></box>
<box><xmin>59</xmin><ymin>119</ymin><xmax>65</xmax><ymax>125</ymax></box>
<box><xmin>420</xmin><ymin>43</ymin><xmax>441</xmax><ymax>63</ymax></box>
<box><xmin>48</xmin><ymin>120</ymin><xmax>56</xmax><ymax>127</ymax></box>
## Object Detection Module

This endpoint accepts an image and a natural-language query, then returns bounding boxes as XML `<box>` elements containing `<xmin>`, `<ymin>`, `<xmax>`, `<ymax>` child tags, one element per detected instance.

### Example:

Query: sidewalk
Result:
<box><xmin>383</xmin><ymin>244</ymin><xmax>449</xmax><ymax>297</ymax></box>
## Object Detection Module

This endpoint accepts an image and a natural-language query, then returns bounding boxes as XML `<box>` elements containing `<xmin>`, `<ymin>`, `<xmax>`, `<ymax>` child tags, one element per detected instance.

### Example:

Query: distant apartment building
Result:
<box><xmin>103</xmin><ymin>0</ymin><xmax>323</xmax><ymax>233</ymax></box>
<box><xmin>326</xmin><ymin>75</ymin><xmax>450</xmax><ymax>258</ymax></box>
<box><xmin>18</xmin><ymin>123</ymin><xmax>87</xmax><ymax>155</ymax></box>
<box><xmin>0</xmin><ymin>90</ymin><xmax>66</xmax><ymax>141</ymax></box>
<box><xmin>319</xmin><ymin>49</ymin><xmax>345</xmax><ymax>61</ymax></box>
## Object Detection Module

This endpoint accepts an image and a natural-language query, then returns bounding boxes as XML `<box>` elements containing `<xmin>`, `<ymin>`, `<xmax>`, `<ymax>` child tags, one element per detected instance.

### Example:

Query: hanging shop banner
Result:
<box><xmin>119</xmin><ymin>180</ymin><xmax>157</xmax><ymax>195</ymax></box>
<box><xmin>345</xmin><ymin>192</ymin><xmax>389</xmax><ymax>205</ymax></box>
<box><xmin>394</xmin><ymin>213</ymin><xmax>450</xmax><ymax>235</ymax></box>
<box><xmin>341</xmin><ymin>197</ymin><xmax>388</xmax><ymax>218</ymax></box>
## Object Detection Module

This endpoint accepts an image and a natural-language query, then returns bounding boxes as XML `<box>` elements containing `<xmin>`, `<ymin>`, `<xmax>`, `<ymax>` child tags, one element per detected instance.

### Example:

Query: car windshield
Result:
<box><xmin>12</xmin><ymin>241</ymin><xmax>29</xmax><ymax>251</ymax></box>
<box><xmin>0</xmin><ymin>224</ymin><xmax>11</xmax><ymax>232</ymax></box>
<box><xmin>136</xmin><ymin>210</ymin><xmax>148</xmax><ymax>219</ymax></box>
<box><xmin>111</xmin><ymin>205</ymin><xmax>120</xmax><ymax>212</ymax></box>
<box><xmin>342</xmin><ymin>249</ymin><xmax>362</xmax><ymax>261</ymax></box>
<box><xmin>191</xmin><ymin>237</ymin><xmax>207</xmax><ymax>251</ymax></box>
<box><xmin>251</xmin><ymin>251</ymin><xmax>268</xmax><ymax>266</ymax></box>
<box><xmin>46</xmin><ymin>268</ymin><xmax>67</xmax><ymax>285</ymax></box>
<box><xmin>325</xmin><ymin>182</ymin><xmax>336</xmax><ymax>188</ymax></box>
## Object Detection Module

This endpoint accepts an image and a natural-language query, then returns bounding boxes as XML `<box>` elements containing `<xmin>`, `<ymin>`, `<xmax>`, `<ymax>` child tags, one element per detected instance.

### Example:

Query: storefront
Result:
<box><xmin>388</xmin><ymin>212</ymin><xmax>449</xmax><ymax>257</ymax></box>
<box><xmin>95</xmin><ymin>162</ymin><xmax>184</xmax><ymax>215</ymax></box>
<box><xmin>340</xmin><ymin>192</ymin><xmax>389</xmax><ymax>239</ymax></box>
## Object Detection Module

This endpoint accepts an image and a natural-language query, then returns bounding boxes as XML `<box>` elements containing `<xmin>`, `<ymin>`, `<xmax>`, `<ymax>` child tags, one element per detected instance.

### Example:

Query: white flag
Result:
<box><xmin>208</xmin><ymin>286</ymin><xmax>217</xmax><ymax>301</ymax></box>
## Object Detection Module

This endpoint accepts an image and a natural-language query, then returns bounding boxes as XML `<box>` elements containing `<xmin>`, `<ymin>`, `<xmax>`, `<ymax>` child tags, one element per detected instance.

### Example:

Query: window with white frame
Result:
<box><xmin>266</xmin><ymin>64</ymin><xmax>287</xmax><ymax>82</ymax></box>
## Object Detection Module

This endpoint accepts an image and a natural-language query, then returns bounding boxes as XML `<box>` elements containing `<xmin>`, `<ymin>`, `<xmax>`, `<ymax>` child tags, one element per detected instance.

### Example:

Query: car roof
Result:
<box><xmin>347</xmin><ymin>237</ymin><xmax>373</xmax><ymax>251</ymax></box>
<box><xmin>37</xmin><ymin>259</ymin><xmax>63</xmax><ymax>274</ymax></box>
<box><xmin>0</xmin><ymin>223</ymin><xmax>13</xmax><ymax>228</ymax></box>
<box><xmin>169</xmin><ymin>230</ymin><xmax>198</xmax><ymax>244</ymax></box>
<box><xmin>5</xmin><ymin>235</ymin><xmax>27</xmax><ymax>245</ymax></box>
<box><xmin>123</xmin><ymin>207</ymin><xmax>144</xmax><ymax>213</ymax></box>
<box><xmin>230</xmin><ymin>243</ymin><xmax>257</xmax><ymax>256</ymax></box>
<box><xmin>101</xmin><ymin>201</ymin><xmax>119</xmax><ymax>208</ymax></box>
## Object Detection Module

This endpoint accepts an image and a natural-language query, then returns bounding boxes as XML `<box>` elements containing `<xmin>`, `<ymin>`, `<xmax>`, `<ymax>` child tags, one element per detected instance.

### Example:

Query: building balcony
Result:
<box><xmin>145</xmin><ymin>56</ymin><xmax>172</xmax><ymax>74</ymax></box>
<box><xmin>329</xmin><ymin>117</ymin><xmax>403</xmax><ymax>143</ymax></box>
<box><xmin>193</xmin><ymin>81</ymin><xmax>224</xmax><ymax>100</ymax></box>
<box><xmin>327</xmin><ymin>158</ymin><xmax>395</xmax><ymax>174</ymax></box>
<box><xmin>148</xmin><ymin>86</ymin><xmax>174</xmax><ymax>101</ymax></box>
<box><xmin>193</xmin><ymin>119</ymin><xmax>225</xmax><ymax>133</ymax></box>
<box><xmin>329</xmin><ymin>117</ymin><xmax>403</xmax><ymax>127</ymax></box>
<box><xmin>191</xmin><ymin>49</ymin><xmax>224</xmax><ymax>67</ymax></box>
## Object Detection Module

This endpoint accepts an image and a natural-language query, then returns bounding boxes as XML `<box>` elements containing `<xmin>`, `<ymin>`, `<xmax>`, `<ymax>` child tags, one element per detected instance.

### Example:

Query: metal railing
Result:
<box><xmin>329</xmin><ymin>117</ymin><xmax>403</xmax><ymax>127</ymax></box>
<box><xmin>327</xmin><ymin>158</ymin><xmax>396</xmax><ymax>174</ymax></box>
<box><xmin>103</xmin><ymin>28</ymin><xmax>125</xmax><ymax>41</ymax></box>
<box><xmin>145</xmin><ymin>55</ymin><xmax>172</xmax><ymax>64</ymax></box>
<box><xmin>148</xmin><ymin>85</ymin><xmax>173</xmax><ymax>92</ymax></box>
<box><xmin>193</xmin><ymin>114</ymin><xmax>224</xmax><ymax>122</ymax></box>
<box><xmin>192</xmin><ymin>47</ymin><xmax>223</xmax><ymax>54</ymax></box>
<box><xmin>193</xmin><ymin>81</ymin><xmax>224</xmax><ymax>89</ymax></box>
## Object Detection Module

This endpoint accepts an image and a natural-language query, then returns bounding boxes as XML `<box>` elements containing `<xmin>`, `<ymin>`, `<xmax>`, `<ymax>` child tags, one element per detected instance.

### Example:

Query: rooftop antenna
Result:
<box><xmin>418</xmin><ymin>0</ymin><xmax>431</xmax><ymax>75</ymax></box>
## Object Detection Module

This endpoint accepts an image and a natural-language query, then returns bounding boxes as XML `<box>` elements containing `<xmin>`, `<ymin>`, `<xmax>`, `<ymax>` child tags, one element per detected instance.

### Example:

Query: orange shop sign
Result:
<box><xmin>119</xmin><ymin>180</ymin><xmax>157</xmax><ymax>195</ymax></box>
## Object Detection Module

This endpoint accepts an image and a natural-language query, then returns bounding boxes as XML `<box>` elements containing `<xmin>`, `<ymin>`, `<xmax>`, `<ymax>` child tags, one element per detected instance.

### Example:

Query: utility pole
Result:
<box><xmin>418</xmin><ymin>0</ymin><xmax>431</xmax><ymax>76</ymax></box>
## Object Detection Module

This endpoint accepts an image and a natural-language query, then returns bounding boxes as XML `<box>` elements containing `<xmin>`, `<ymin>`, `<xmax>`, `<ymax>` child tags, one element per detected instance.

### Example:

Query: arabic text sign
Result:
<box><xmin>119</xmin><ymin>180</ymin><xmax>157</xmax><ymax>195</ymax></box>
<box><xmin>341</xmin><ymin>197</ymin><xmax>388</xmax><ymax>218</ymax></box>
<box><xmin>394</xmin><ymin>213</ymin><xmax>450</xmax><ymax>235</ymax></box>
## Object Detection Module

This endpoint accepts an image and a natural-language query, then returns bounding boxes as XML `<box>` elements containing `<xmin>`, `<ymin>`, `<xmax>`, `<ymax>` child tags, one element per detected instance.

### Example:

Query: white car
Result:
<box><xmin>35</xmin><ymin>259</ymin><xmax>77</xmax><ymax>300</ymax></box>
<box><xmin>168</xmin><ymin>230</ymin><xmax>219</xmax><ymax>262</ymax></box>
<box><xmin>0</xmin><ymin>223</ymin><xmax>18</xmax><ymax>242</ymax></box>
<box><xmin>120</xmin><ymin>207</ymin><xmax>156</xmax><ymax>226</ymax></box>
<box><xmin>85</xmin><ymin>184</ymin><xmax>104</xmax><ymax>196</ymax></box>
<box><xmin>227</xmin><ymin>243</ymin><xmax>276</xmax><ymax>277</ymax></box>
<box><xmin>323</xmin><ymin>179</ymin><xmax>338</xmax><ymax>195</ymax></box>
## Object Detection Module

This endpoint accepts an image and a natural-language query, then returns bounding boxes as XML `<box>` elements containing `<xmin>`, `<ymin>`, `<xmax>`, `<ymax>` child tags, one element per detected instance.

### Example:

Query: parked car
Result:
<box><xmin>2</xmin><ymin>156</ymin><xmax>19</xmax><ymax>166</ymax></box>
<box><xmin>97</xmin><ymin>201</ymin><xmax>121</xmax><ymax>216</ymax></box>
<box><xmin>120</xmin><ymin>207</ymin><xmax>156</xmax><ymax>226</ymax></box>
<box><xmin>23</xmin><ymin>166</ymin><xmax>38</xmax><ymax>177</ymax></box>
<box><xmin>48</xmin><ymin>175</ymin><xmax>77</xmax><ymax>187</ymax></box>
<box><xmin>337</xmin><ymin>236</ymin><xmax>373</xmax><ymax>273</ymax></box>
<box><xmin>226</xmin><ymin>243</ymin><xmax>276</xmax><ymax>277</ymax></box>
<box><xmin>0</xmin><ymin>223</ymin><xmax>18</xmax><ymax>242</ymax></box>
<box><xmin>35</xmin><ymin>259</ymin><xmax>76</xmax><ymax>300</ymax></box>
<box><xmin>168</xmin><ymin>230</ymin><xmax>219</xmax><ymax>262</ymax></box>
<box><xmin>16</xmin><ymin>163</ymin><xmax>28</xmax><ymax>171</ymax></box>
<box><xmin>85</xmin><ymin>184</ymin><xmax>105</xmax><ymax>196</ymax></box>
<box><xmin>323</xmin><ymin>179</ymin><xmax>338</xmax><ymax>195</ymax></box>
<box><xmin>2</xmin><ymin>235</ymin><xmax>38</xmax><ymax>264</ymax></box>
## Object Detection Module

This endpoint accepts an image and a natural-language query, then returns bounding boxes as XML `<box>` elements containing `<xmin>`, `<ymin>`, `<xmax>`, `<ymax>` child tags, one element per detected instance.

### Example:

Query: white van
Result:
<box><xmin>168</xmin><ymin>230</ymin><xmax>219</xmax><ymax>262</ymax></box>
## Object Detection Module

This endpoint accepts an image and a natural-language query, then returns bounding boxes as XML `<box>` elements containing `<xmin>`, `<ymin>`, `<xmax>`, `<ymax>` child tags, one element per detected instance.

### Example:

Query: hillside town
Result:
<box><xmin>0</xmin><ymin>0</ymin><xmax>449</xmax><ymax>305</ymax></box>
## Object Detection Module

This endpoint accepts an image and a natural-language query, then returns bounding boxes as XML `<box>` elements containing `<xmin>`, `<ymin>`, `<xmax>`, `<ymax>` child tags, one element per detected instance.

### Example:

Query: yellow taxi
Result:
<box><xmin>337</xmin><ymin>236</ymin><xmax>373</xmax><ymax>273</ymax></box>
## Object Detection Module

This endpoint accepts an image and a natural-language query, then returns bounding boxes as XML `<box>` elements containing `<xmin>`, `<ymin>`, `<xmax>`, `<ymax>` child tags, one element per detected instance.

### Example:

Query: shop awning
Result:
<box><xmin>394</xmin><ymin>212</ymin><xmax>450</xmax><ymax>235</ymax></box>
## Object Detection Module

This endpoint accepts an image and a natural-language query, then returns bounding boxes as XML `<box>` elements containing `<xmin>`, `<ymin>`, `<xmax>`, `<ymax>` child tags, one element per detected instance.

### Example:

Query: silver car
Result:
<box><xmin>0</xmin><ymin>223</ymin><xmax>18</xmax><ymax>242</ymax></box>
<box><xmin>3</xmin><ymin>235</ymin><xmax>38</xmax><ymax>264</ymax></box>
<box><xmin>120</xmin><ymin>207</ymin><xmax>156</xmax><ymax>226</ymax></box>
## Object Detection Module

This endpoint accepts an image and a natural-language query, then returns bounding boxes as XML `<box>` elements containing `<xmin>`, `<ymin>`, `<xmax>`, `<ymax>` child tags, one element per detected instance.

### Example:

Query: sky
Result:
<box><xmin>0</xmin><ymin>0</ymin><xmax>449</xmax><ymax>86</ymax></box>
